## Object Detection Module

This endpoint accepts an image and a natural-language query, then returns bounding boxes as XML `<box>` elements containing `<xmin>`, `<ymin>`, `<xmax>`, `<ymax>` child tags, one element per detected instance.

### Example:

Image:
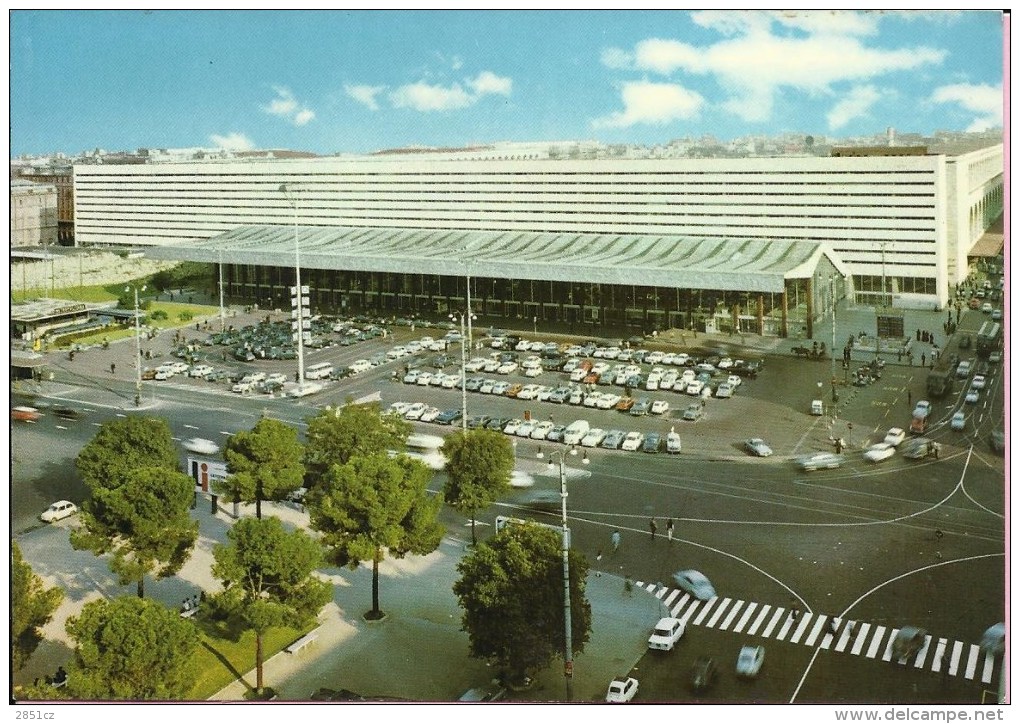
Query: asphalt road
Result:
<box><xmin>13</xmin><ymin>305</ymin><xmax>1005</xmax><ymax>704</ymax></box>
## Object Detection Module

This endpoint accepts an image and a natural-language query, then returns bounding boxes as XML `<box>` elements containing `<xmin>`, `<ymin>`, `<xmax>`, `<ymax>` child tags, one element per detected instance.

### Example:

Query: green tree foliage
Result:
<box><xmin>217</xmin><ymin>417</ymin><xmax>305</xmax><ymax>519</ymax></box>
<box><xmin>454</xmin><ymin>522</ymin><xmax>592</xmax><ymax>687</ymax></box>
<box><xmin>441</xmin><ymin>429</ymin><xmax>514</xmax><ymax>545</ymax></box>
<box><xmin>12</xmin><ymin>542</ymin><xmax>64</xmax><ymax>671</ymax></box>
<box><xmin>76</xmin><ymin>416</ymin><xmax>179</xmax><ymax>489</ymax></box>
<box><xmin>71</xmin><ymin>466</ymin><xmax>199</xmax><ymax>598</ymax></box>
<box><xmin>65</xmin><ymin>595</ymin><xmax>199</xmax><ymax>700</ymax></box>
<box><xmin>211</xmin><ymin>517</ymin><xmax>331</xmax><ymax>695</ymax></box>
<box><xmin>304</xmin><ymin>403</ymin><xmax>412</xmax><ymax>484</ymax></box>
<box><xmin>307</xmin><ymin>452</ymin><xmax>443</xmax><ymax>619</ymax></box>
<box><xmin>149</xmin><ymin>269</ymin><xmax>174</xmax><ymax>293</ymax></box>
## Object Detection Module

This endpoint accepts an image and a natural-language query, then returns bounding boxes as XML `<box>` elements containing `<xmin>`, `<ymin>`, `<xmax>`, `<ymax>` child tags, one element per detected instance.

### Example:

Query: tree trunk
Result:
<box><xmin>255</xmin><ymin>631</ymin><xmax>264</xmax><ymax>694</ymax></box>
<box><xmin>470</xmin><ymin>515</ymin><xmax>477</xmax><ymax>545</ymax></box>
<box><xmin>255</xmin><ymin>495</ymin><xmax>262</xmax><ymax>520</ymax></box>
<box><xmin>371</xmin><ymin>549</ymin><xmax>381</xmax><ymax>618</ymax></box>
<box><xmin>137</xmin><ymin>577</ymin><xmax>144</xmax><ymax>598</ymax></box>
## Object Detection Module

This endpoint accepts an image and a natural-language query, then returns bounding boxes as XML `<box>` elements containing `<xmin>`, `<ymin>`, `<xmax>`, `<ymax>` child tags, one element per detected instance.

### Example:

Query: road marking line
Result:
<box><xmin>220</xmin><ymin>431</ymin><xmax>232</xmax><ymax>436</ymax></box>
<box><xmin>913</xmin><ymin>635</ymin><xmax>933</xmax><ymax>668</ymax></box>
<box><xmin>964</xmin><ymin>643</ymin><xmax>980</xmax><ymax>679</ymax></box>
<box><xmin>760</xmin><ymin>607</ymin><xmax>784</xmax><ymax>638</ymax></box>
<box><xmin>866</xmin><ymin>625</ymin><xmax>886</xmax><ymax>659</ymax></box>
<box><xmin>804</xmin><ymin>616</ymin><xmax>826</xmax><ymax>647</ymax></box>
<box><xmin>981</xmin><ymin>653</ymin><xmax>995</xmax><ymax>684</ymax></box>
<box><xmin>678</xmin><ymin>601</ymin><xmax>701</xmax><ymax>627</ymax></box>
<box><xmin>706</xmin><ymin>598</ymin><xmax>732</xmax><ymax>628</ymax></box>
<box><xmin>55</xmin><ymin>425</ymin><xmax>68</xmax><ymax>430</ymax></box>
<box><xmin>851</xmin><ymin>623</ymin><xmax>871</xmax><ymax>655</ymax></box>
<box><xmin>948</xmin><ymin>640</ymin><xmax>963</xmax><ymax>676</ymax></box>
<box><xmin>732</xmin><ymin>602</ymin><xmax>757</xmax><ymax>633</ymax></box>
<box><xmin>747</xmin><ymin>605</ymin><xmax>771</xmax><ymax>636</ymax></box>
<box><xmin>663</xmin><ymin>589</ymin><xmax>681</xmax><ymax>607</ymax></box>
<box><xmin>692</xmin><ymin>598</ymin><xmax>718</xmax><ymax>626</ymax></box>
<box><xmin>774</xmin><ymin>613</ymin><xmax>796</xmax><ymax>641</ymax></box>
<box><xmin>719</xmin><ymin>600</ymin><xmax>745</xmax><ymax>631</ymax></box>
<box><xmin>881</xmin><ymin>628</ymin><xmax>897</xmax><ymax>662</ymax></box>
<box><xmin>931</xmin><ymin>638</ymin><xmax>948</xmax><ymax>672</ymax></box>
<box><xmin>670</xmin><ymin>594</ymin><xmax>692</xmax><ymax>618</ymax></box>
<box><xmin>834</xmin><ymin>621</ymin><xmax>852</xmax><ymax>652</ymax></box>
<box><xmin>184</xmin><ymin>424</ymin><xmax>199</xmax><ymax>429</ymax></box>
<box><xmin>789</xmin><ymin>613</ymin><xmax>814</xmax><ymax>644</ymax></box>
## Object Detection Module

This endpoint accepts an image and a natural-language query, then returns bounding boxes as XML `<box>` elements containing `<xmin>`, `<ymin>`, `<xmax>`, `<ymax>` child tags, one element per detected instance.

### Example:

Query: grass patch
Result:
<box><xmin>49</xmin><ymin>301</ymin><xmax>221</xmax><ymax>349</ymax></box>
<box><xmin>11</xmin><ymin>283</ymin><xmax>123</xmax><ymax>304</ymax></box>
<box><xmin>186</xmin><ymin>614</ymin><xmax>317</xmax><ymax>701</ymax></box>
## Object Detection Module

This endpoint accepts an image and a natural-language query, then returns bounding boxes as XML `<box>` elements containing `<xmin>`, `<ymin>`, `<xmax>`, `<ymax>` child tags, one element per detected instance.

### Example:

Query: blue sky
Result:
<box><xmin>9</xmin><ymin>9</ymin><xmax>1006</xmax><ymax>157</ymax></box>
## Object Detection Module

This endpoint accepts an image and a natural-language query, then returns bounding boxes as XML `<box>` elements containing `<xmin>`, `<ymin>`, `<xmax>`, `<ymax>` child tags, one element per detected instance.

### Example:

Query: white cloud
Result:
<box><xmin>593</xmin><ymin>81</ymin><xmax>705</xmax><ymax>128</ymax></box>
<box><xmin>261</xmin><ymin>86</ymin><xmax>316</xmax><ymax>126</ymax></box>
<box><xmin>601</xmin><ymin>13</ymin><xmax>947</xmax><ymax>125</ymax></box>
<box><xmin>931</xmin><ymin>82</ymin><xmax>1003</xmax><ymax>131</ymax></box>
<box><xmin>386</xmin><ymin>70</ymin><xmax>513</xmax><ymax>113</ymax></box>
<box><xmin>827</xmin><ymin>85</ymin><xmax>882</xmax><ymax>130</ymax></box>
<box><xmin>345</xmin><ymin>84</ymin><xmax>385</xmax><ymax>111</ymax></box>
<box><xmin>209</xmin><ymin>132</ymin><xmax>255</xmax><ymax>151</ymax></box>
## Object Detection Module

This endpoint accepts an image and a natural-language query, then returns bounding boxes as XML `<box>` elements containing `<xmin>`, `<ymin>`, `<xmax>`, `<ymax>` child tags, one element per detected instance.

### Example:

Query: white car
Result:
<box><xmin>745</xmin><ymin>438</ymin><xmax>773</xmax><ymax>457</ymax></box>
<box><xmin>645</xmin><ymin>351</ymin><xmax>664</xmax><ymax>364</ymax></box>
<box><xmin>863</xmin><ymin>442</ymin><xmax>896</xmax><ymax>462</ymax></box>
<box><xmin>441</xmin><ymin>374</ymin><xmax>461</xmax><ymax>389</ymax></box>
<box><xmin>621</xmin><ymin>431</ymin><xmax>645</xmax><ymax>451</ymax></box>
<box><xmin>673</xmin><ymin>353</ymin><xmax>690</xmax><ymax>366</ymax></box>
<box><xmin>581</xmin><ymin>428</ymin><xmax>607</xmax><ymax>447</ymax></box>
<box><xmin>795</xmin><ymin>452</ymin><xmax>843</xmax><ymax>471</ymax></box>
<box><xmin>666</xmin><ymin>431</ymin><xmax>682</xmax><ymax>454</ymax></box>
<box><xmin>517</xmin><ymin>384</ymin><xmax>541</xmax><ymax>401</ymax></box>
<box><xmin>884</xmin><ymin>427</ymin><xmax>906</xmax><ymax>447</ymax></box>
<box><xmin>267</xmin><ymin>372</ymin><xmax>288</xmax><ymax>385</ymax></box>
<box><xmin>606</xmin><ymin>676</ymin><xmax>638</xmax><ymax>703</ymax></box>
<box><xmin>530</xmin><ymin>421</ymin><xmax>555</xmax><ymax>440</ymax></box>
<box><xmin>685</xmin><ymin>380</ymin><xmax>705</xmax><ymax>396</ymax></box>
<box><xmin>183</xmin><ymin>437</ymin><xmax>220</xmax><ymax>455</ymax></box>
<box><xmin>40</xmin><ymin>500</ymin><xmax>78</xmax><ymax>523</ymax></box>
<box><xmin>971</xmin><ymin>375</ymin><xmax>987</xmax><ymax>390</ymax></box>
<box><xmin>650</xmin><ymin>400</ymin><xmax>670</xmax><ymax>415</ymax></box>
<box><xmin>715</xmin><ymin>383</ymin><xmax>734</xmax><ymax>399</ymax></box>
<box><xmin>965</xmin><ymin>389</ymin><xmax>979</xmax><ymax>404</ymax></box>
<box><xmin>913</xmin><ymin>401</ymin><xmax>932</xmax><ymax>418</ymax></box>
<box><xmin>502</xmin><ymin>419</ymin><xmax>524</xmax><ymax>435</ymax></box>
<box><xmin>509</xmin><ymin>470</ymin><xmax>536</xmax><ymax>488</ymax></box>
<box><xmin>231</xmin><ymin>379</ymin><xmax>254</xmax><ymax>393</ymax></box>
<box><xmin>951</xmin><ymin>411</ymin><xmax>966</xmax><ymax>431</ymax></box>
<box><xmin>189</xmin><ymin>364</ymin><xmax>214</xmax><ymax>378</ymax></box>
<box><xmin>497</xmin><ymin>362</ymin><xmax>519</xmax><ymax>375</ymax></box>
<box><xmin>648</xmin><ymin>617</ymin><xmax>686</xmax><ymax>651</ymax></box>
<box><xmin>420</xmin><ymin>407</ymin><xmax>441</xmax><ymax>423</ymax></box>
<box><xmin>430</xmin><ymin>373</ymin><xmax>448</xmax><ymax>387</ymax></box>
<box><xmin>597</xmin><ymin>394</ymin><xmax>621</xmax><ymax>410</ymax></box>
<box><xmin>155</xmin><ymin>366</ymin><xmax>175</xmax><ymax>380</ymax></box>
<box><xmin>727</xmin><ymin>375</ymin><xmax>743</xmax><ymax>388</ymax></box>
<box><xmin>404</xmin><ymin>403</ymin><xmax>428</xmax><ymax>420</ymax></box>
<box><xmin>416</xmin><ymin>372</ymin><xmax>434</xmax><ymax>386</ymax></box>
<box><xmin>717</xmin><ymin>357</ymin><xmax>734</xmax><ymax>370</ymax></box>
<box><xmin>388</xmin><ymin>401</ymin><xmax>412</xmax><ymax>415</ymax></box>
<box><xmin>736</xmin><ymin>645</ymin><xmax>765</xmax><ymax>679</ymax></box>
<box><xmin>169</xmin><ymin>361</ymin><xmax>190</xmax><ymax>375</ymax></box>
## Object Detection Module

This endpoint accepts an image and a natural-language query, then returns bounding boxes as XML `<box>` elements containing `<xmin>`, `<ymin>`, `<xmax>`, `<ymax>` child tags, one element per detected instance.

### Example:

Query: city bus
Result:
<box><xmin>976</xmin><ymin>321</ymin><xmax>1001</xmax><ymax>357</ymax></box>
<box><xmin>304</xmin><ymin>362</ymin><xmax>335</xmax><ymax>380</ymax></box>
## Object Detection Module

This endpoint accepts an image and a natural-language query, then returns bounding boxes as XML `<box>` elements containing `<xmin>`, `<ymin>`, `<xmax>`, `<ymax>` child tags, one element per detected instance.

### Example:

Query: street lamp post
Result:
<box><xmin>544</xmin><ymin>449</ymin><xmax>578</xmax><ymax>702</ymax></box>
<box><xmin>126</xmin><ymin>284</ymin><xmax>146</xmax><ymax>405</ymax></box>
<box><xmin>830</xmin><ymin>275</ymin><xmax>838</xmax><ymax>403</ymax></box>
<box><xmin>280</xmin><ymin>185</ymin><xmax>307</xmax><ymax>391</ymax></box>
<box><xmin>450</xmin><ymin>310</ymin><xmax>475</xmax><ymax>432</ymax></box>
<box><xmin>218</xmin><ymin>248</ymin><xmax>226</xmax><ymax>332</ymax></box>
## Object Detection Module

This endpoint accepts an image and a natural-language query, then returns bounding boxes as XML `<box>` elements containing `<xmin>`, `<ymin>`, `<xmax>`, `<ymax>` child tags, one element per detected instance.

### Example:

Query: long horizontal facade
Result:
<box><xmin>74</xmin><ymin>148</ymin><xmax>1003</xmax><ymax>310</ymax></box>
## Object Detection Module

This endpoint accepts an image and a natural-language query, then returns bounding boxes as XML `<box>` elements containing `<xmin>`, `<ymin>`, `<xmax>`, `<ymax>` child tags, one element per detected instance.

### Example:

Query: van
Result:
<box><xmin>810</xmin><ymin>400</ymin><xmax>824</xmax><ymax>416</ymax></box>
<box><xmin>305</xmin><ymin>362</ymin><xmax>335</xmax><ymax>380</ymax></box>
<box><xmin>349</xmin><ymin>359</ymin><xmax>372</xmax><ymax>374</ymax></box>
<box><xmin>563</xmin><ymin>420</ymin><xmax>591</xmax><ymax>446</ymax></box>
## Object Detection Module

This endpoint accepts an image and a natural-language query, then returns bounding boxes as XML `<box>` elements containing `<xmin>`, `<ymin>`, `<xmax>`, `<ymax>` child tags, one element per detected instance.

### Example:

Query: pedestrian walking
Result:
<box><xmin>611</xmin><ymin>529</ymin><xmax>621</xmax><ymax>552</ymax></box>
<box><xmin>828</xmin><ymin>618</ymin><xmax>839</xmax><ymax>636</ymax></box>
<box><xmin>907</xmin><ymin>390</ymin><xmax>912</xmax><ymax>406</ymax></box>
<box><xmin>110</xmin><ymin>362</ymin><xmax>116</xmax><ymax>375</ymax></box>
<box><xmin>596</xmin><ymin>549</ymin><xmax>603</xmax><ymax>562</ymax></box>
<box><xmin>921</xmin><ymin>353</ymin><xmax>926</xmax><ymax>367</ymax></box>
<box><xmin>649</xmin><ymin>518</ymin><xmax>658</xmax><ymax>540</ymax></box>
<box><xmin>666</xmin><ymin>518</ymin><xmax>674</xmax><ymax>542</ymax></box>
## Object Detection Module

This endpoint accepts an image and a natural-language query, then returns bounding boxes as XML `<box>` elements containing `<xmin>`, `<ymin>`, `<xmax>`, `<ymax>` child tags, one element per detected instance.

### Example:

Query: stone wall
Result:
<box><xmin>12</xmin><ymin>253</ymin><xmax>180</xmax><ymax>294</ymax></box>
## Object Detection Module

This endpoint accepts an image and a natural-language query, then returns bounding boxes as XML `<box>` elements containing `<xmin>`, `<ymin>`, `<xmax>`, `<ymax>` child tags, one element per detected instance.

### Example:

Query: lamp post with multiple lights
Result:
<box><xmin>279</xmin><ymin>184</ymin><xmax>308</xmax><ymax>391</ymax></box>
<box><xmin>126</xmin><ymin>283</ymin><xmax>145</xmax><ymax>406</ymax></box>
<box><xmin>449</xmin><ymin>310</ymin><xmax>476</xmax><ymax>431</ymax></box>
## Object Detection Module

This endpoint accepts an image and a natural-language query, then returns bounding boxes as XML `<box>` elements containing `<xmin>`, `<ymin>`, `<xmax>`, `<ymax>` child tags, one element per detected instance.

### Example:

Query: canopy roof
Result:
<box><xmin>144</xmin><ymin>225</ymin><xmax>850</xmax><ymax>293</ymax></box>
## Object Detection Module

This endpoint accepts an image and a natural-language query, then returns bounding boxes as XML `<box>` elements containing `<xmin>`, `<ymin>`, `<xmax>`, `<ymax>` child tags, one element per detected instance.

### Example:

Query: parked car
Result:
<box><xmin>689</xmin><ymin>656</ymin><xmax>719</xmax><ymax>693</ymax></box>
<box><xmin>643</xmin><ymin>432</ymin><xmax>662</xmax><ymax>453</ymax></box>
<box><xmin>673</xmin><ymin>569</ymin><xmax>716</xmax><ymax>600</ymax></box>
<box><xmin>736</xmin><ymin>645</ymin><xmax>765</xmax><ymax>679</ymax></box>
<box><xmin>650</xmin><ymin>400</ymin><xmax>670</xmax><ymax>415</ymax></box>
<box><xmin>795</xmin><ymin>452</ymin><xmax>843</xmax><ymax>471</ymax></box>
<box><xmin>683</xmin><ymin>404</ymin><xmax>703</xmax><ymax>422</ymax></box>
<box><xmin>601</xmin><ymin>429</ymin><xmax>626</xmax><ymax>450</ymax></box>
<box><xmin>745</xmin><ymin>438</ymin><xmax>773</xmax><ymax>457</ymax></box>
<box><xmin>190</xmin><ymin>364</ymin><xmax>214</xmax><ymax>378</ymax></box>
<box><xmin>630</xmin><ymin>398</ymin><xmax>652</xmax><ymax>416</ymax></box>
<box><xmin>40</xmin><ymin>500</ymin><xmax>78</xmax><ymax>523</ymax></box>
<box><xmin>605</xmin><ymin>676</ymin><xmax>638</xmax><ymax>703</ymax></box>
<box><xmin>581</xmin><ymin>428</ymin><xmax>608</xmax><ymax>448</ymax></box>
<box><xmin>435</xmin><ymin>409</ymin><xmax>462</xmax><ymax>425</ymax></box>
<box><xmin>546</xmin><ymin>425</ymin><xmax>567</xmax><ymax>442</ymax></box>
<box><xmin>715</xmin><ymin>383</ymin><xmax>734</xmax><ymax>399</ymax></box>
<box><xmin>884</xmin><ymin>427</ymin><xmax>906</xmax><ymax>446</ymax></box>
<box><xmin>891</xmin><ymin>626</ymin><xmax>928</xmax><ymax>660</ymax></box>
<box><xmin>647</xmin><ymin>617</ymin><xmax>685</xmax><ymax>651</ymax></box>
<box><xmin>621</xmin><ymin>431</ymin><xmax>645</xmax><ymax>452</ymax></box>
<box><xmin>666</xmin><ymin>431</ymin><xmax>682</xmax><ymax>454</ymax></box>
<box><xmin>863</xmin><ymin>442</ymin><xmax>896</xmax><ymax>462</ymax></box>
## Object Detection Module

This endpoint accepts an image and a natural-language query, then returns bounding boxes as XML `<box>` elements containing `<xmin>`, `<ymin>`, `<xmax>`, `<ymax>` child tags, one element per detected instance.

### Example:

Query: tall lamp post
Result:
<box><xmin>829</xmin><ymin>275</ymin><xmax>838</xmax><ymax>403</ymax></box>
<box><xmin>449</xmin><ymin>310</ymin><xmax>475</xmax><ymax>431</ymax></box>
<box><xmin>279</xmin><ymin>185</ymin><xmax>307</xmax><ymax>391</ymax></box>
<box><xmin>217</xmin><ymin>248</ymin><xmax>226</xmax><ymax>332</ymax></box>
<box><xmin>126</xmin><ymin>284</ymin><xmax>146</xmax><ymax>405</ymax></box>
<box><xmin>542</xmin><ymin>448</ymin><xmax>581</xmax><ymax>702</ymax></box>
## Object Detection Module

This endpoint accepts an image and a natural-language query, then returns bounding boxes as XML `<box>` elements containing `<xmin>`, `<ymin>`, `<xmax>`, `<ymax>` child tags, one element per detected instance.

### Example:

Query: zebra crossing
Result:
<box><xmin>635</xmin><ymin>581</ymin><xmax>1000</xmax><ymax>685</ymax></box>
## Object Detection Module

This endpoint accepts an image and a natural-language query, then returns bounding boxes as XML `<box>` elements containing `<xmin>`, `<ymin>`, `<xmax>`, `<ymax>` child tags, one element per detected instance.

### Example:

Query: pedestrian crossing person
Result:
<box><xmin>611</xmin><ymin>529</ymin><xmax>621</xmax><ymax>552</ymax></box>
<box><xmin>649</xmin><ymin>518</ymin><xmax>658</xmax><ymax>540</ymax></box>
<box><xmin>666</xmin><ymin>518</ymin><xmax>674</xmax><ymax>542</ymax></box>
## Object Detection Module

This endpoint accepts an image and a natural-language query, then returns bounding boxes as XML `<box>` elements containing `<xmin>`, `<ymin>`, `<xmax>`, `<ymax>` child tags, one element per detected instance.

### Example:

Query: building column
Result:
<box><xmin>757</xmin><ymin>295</ymin><xmax>764</xmax><ymax>336</ymax></box>
<box><xmin>805</xmin><ymin>278</ymin><xmax>813</xmax><ymax>339</ymax></box>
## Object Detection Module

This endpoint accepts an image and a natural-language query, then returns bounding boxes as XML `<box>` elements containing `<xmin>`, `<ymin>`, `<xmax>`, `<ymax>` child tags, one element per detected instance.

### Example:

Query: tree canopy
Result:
<box><xmin>71</xmin><ymin>466</ymin><xmax>198</xmax><ymax>598</ymax></box>
<box><xmin>211</xmin><ymin>516</ymin><xmax>332</xmax><ymax>694</ymax></box>
<box><xmin>304</xmin><ymin>403</ymin><xmax>411</xmax><ymax>483</ymax></box>
<box><xmin>12</xmin><ymin>542</ymin><xmax>64</xmax><ymax>671</ymax></box>
<box><xmin>307</xmin><ymin>452</ymin><xmax>443</xmax><ymax>619</ymax></box>
<box><xmin>454</xmin><ymin>522</ymin><xmax>592</xmax><ymax>687</ymax></box>
<box><xmin>218</xmin><ymin>417</ymin><xmax>305</xmax><ymax>519</ymax></box>
<box><xmin>441</xmin><ymin>429</ymin><xmax>515</xmax><ymax>544</ymax></box>
<box><xmin>76</xmin><ymin>416</ymin><xmax>179</xmax><ymax>489</ymax></box>
<box><xmin>65</xmin><ymin>595</ymin><xmax>199</xmax><ymax>700</ymax></box>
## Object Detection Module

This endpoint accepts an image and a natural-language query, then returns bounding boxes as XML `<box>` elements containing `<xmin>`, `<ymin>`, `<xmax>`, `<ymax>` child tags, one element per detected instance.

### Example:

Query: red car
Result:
<box><xmin>12</xmin><ymin>406</ymin><xmax>42</xmax><ymax>422</ymax></box>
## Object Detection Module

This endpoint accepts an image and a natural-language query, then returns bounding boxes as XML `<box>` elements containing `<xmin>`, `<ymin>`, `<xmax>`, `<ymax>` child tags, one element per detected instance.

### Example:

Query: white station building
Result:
<box><xmin>72</xmin><ymin>144</ymin><xmax>1003</xmax><ymax>338</ymax></box>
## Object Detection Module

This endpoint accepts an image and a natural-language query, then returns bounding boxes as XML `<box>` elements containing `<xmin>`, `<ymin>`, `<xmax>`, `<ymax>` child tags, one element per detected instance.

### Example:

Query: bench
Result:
<box><xmin>179</xmin><ymin>605</ymin><xmax>200</xmax><ymax>619</ymax></box>
<box><xmin>285</xmin><ymin>631</ymin><xmax>319</xmax><ymax>654</ymax></box>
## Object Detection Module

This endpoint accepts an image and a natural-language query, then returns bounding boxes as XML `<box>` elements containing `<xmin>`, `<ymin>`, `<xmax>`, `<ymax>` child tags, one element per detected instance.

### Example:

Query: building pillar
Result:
<box><xmin>805</xmin><ymin>278</ymin><xmax>813</xmax><ymax>339</ymax></box>
<box><xmin>757</xmin><ymin>295</ymin><xmax>764</xmax><ymax>336</ymax></box>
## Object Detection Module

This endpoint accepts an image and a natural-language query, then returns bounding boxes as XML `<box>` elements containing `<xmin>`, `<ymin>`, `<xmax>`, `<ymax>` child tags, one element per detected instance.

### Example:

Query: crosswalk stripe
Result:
<box><xmin>867</xmin><ymin>625</ymin><xmax>887</xmax><ymax>659</ymax></box>
<box><xmin>913</xmin><ymin>635</ymin><xmax>933</xmax><ymax>668</ymax></box>
<box><xmin>931</xmin><ymin>638</ymin><xmax>948</xmax><ymax>672</ymax></box>
<box><xmin>760</xmin><ymin>607</ymin><xmax>785</xmax><ymax>638</ymax></box>
<box><xmin>948</xmin><ymin>640</ymin><xmax>963</xmax><ymax>676</ymax></box>
<box><xmin>834</xmin><ymin>621</ymin><xmax>853</xmax><ymax>652</ymax></box>
<box><xmin>851</xmin><ymin>623</ymin><xmax>871</xmax><ymax>656</ymax></box>
<box><xmin>881</xmin><ymin>628</ymin><xmax>897</xmax><ymax>662</ymax></box>
<box><xmin>774</xmin><ymin>613</ymin><xmax>796</xmax><ymax>641</ymax></box>
<box><xmin>692</xmin><ymin>598</ymin><xmax>718</xmax><ymax>626</ymax></box>
<box><xmin>732</xmin><ymin>602</ymin><xmax>758</xmax><ymax>634</ymax></box>
<box><xmin>663</xmin><ymin>589</ymin><xmax>681</xmax><ymax>607</ymax></box>
<box><xmin>678</xmin><ymin>600</ymin><xmax>701</xmax><ymax>627</ymax></box>
<box><xmin>706</xmin><ymin>598</ymin><xmax>733</xmax><ymax>628</ymax></box>
<box><xmin>804</xmin><ymin>616</ymin><xmax>828</xmax><ymax>647</ymax></box>
<box><xmin>670</xmin><ymin>593</ymin><xmax>692</xmax><ymax>617</ymax></box>
<box><xmin>719</xmin><ymin>600</ymin><xmax>745</xmax><ymax>631</ymax></box>
<box><xmin>789</xmin><ymin>613</ymin><xmax>814</xmax><ymax>644</ymax></box>
<box><xmin>981</xmin><ymin>653</ymin><xmax>995</xmax><ymax>684</ymax></box>
<box><xmin>964</xmin><ymin>644</ymin><xmax>980</xmax><ymax>680</ymax></box>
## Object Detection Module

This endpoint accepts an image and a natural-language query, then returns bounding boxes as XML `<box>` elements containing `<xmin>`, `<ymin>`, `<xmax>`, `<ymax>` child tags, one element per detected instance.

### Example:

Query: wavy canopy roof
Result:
<box><xmin>145</xmin><ymin>225</ymin><xmax>850</xmax><ymax>293</ymax></box>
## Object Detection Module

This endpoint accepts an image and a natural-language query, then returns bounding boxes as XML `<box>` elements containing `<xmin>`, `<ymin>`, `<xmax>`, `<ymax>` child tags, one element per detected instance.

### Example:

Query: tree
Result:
<box><xmin>149</xmin><ymin>269</ymin><xmax>174</xmax><ymax>293</ymax></box>
<box><xmin>454</xmin><ymin>522</ymin><xmax>592</xmax><ymax>688</ymax></box>
<box><xmin>217</xmin><ymin>417</ymin><xmax>305</xmax><ymax>519</ymax></box>
<box><xmin>71</xmin><ymin>466</ymin><xmax>199</xmax><ymax>598</ymax></box>
<box><xmin>441</xmin><ymin>429</ymin><xmax>514</xmax><ymax>545</ymax></box>
<box><xmin>76</xmin><ymin>416</ymin><xmax>179</xmax><ymax>489</ymax></box>
<box><xmin>303</xmin><ymin>403</ymin><xmax>412</xmax><ymax>484</ymax></box>
<box><xmin>211</xmin><ymin>517</ymin><xmax>332</xmax><ymax>696</ymax></box>
<box><xmin>64</xmin><ymin>595</ymin><xmax>199</xmax><ymax>700</ymax></box>
<box><xmin>307</xmin><ymin>452</ymin><xmax>443</xmax><ymax>620</ymax></box>
<box><xmin>12</xmin><ymin>542</ymin><xmax>64</xmax><ymax>671</ymax></box>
